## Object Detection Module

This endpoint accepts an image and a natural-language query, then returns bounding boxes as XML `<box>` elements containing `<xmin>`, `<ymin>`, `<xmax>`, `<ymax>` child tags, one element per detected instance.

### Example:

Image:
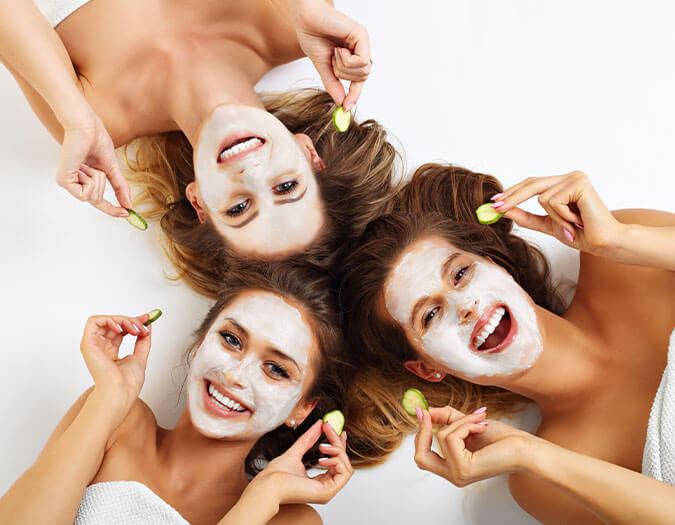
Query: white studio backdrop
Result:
<box><xmin>1</xmin><ymin>1</ymin><xmax>673</xmax><ymax>523</ymax></box>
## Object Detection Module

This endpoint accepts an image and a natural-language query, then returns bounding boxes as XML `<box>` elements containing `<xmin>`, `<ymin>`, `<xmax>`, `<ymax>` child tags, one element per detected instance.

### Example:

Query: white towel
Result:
<box><xmin>642</xmin><ymin>327</ymin><xmax>675</xmax><ymax>485</ymax></box>
<box><xmin>33</xmin><ymin>0</ymin><xmax>91</xmax><ymax>27</ymax></box>
<box><xmin>75</xmin><ymin>481</ymin><xmax>189</xmax><ymax>525</ymax></box>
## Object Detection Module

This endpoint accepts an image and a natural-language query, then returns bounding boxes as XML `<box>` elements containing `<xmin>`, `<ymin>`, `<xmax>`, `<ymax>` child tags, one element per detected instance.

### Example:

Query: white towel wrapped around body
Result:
<box><xmin>75</xmin><ymin>481</ymin><xmax>189</xmax><ymax>525</ymax></box>
<box><xmin>33</xmin><ymin>0</ymin><xmax>91</xmax><ymax>27</ymax></box>
<box><xmin>642</xmin><ymin>328</ymin><xmax>675</xmax><ymax>485</ymax></box>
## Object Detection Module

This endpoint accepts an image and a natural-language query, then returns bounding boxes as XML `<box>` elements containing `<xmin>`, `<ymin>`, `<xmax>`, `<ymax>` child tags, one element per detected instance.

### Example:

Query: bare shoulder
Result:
<box><xmin>269</xmin><ymin>504</ymin><xmax>321</xmax><ymax>525</ymax></box>
<box><xmin>108</xmin><ymin>398</ymin><xmax>158</xmax><ymax>449</ymax></box>
<box><xmin>509</xmin><ymin>472</ymin><xmax>602</xmax><ymax>524</ymax></box>
<box><xmin>611</xmin><ymin>208</ymin><xmax>675</xmax><ymax>227</ymax></box>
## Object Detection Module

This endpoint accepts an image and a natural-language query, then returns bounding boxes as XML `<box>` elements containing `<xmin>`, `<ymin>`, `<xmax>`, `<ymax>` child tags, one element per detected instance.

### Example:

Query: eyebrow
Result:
<box><xmin>275</xmin><ymin>186</ymin><xmax>307</xmax><ymax>205</ymax></box>
<box><xmin>223</xmin><ymin>318</ymin><xmax>249</xmax><ymax>338</ymax></box>
<box><xmin>440</xmin><ymin>252</ymin><xmax>462</xmax><ymax>281</ymax></box>
<box><xmin>267</xmin><ymin>347</ymin><xmax>301</xmax><ymax>374</ymax></box>
<box><xmin>409</xmin><ymin>252</ymin><xmax>462</xmax><ymax>326</ymax></box>
<box><xmin>227</xmin><ymin>210</ymin><xmax>259</xmax><ymax>229</ymax></box>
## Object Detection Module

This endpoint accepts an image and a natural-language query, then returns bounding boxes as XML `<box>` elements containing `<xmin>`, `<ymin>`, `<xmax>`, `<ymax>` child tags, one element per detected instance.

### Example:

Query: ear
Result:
<box><xmin>404</xmin><ymin>360</ymin><xmax>446</xmax><ymax>382</ymax></box>
<box><xmin>286</xmin><ymin>398</ymin><xmax>319</xmax><ymax>428</ymax></box>
<box><xmin>186</xmin><ymin>182</ymin><xmax>206</xmax><ymax>224</ymax></box>
<box><xmin>295</xmin><ymin>133</ymin><xmax>326</xmax><ymax>172</ymax></box>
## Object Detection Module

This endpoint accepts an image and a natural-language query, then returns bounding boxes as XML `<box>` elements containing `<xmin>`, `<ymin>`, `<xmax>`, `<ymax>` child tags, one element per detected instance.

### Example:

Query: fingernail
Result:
<box><xmin>130</xmin><ymin>325</ymin><xmax>139</xmax><ymax>334</ymax></box>
<box><xmin>319</xmin><ymin>443</ymin><xmax>332</xmax><ymax>448</ymax></box>
<box><xmin>472</xmin><ymin>406</ymin><xmax>487</xmax><ymax>415</ymax></box>
<box><xmin>344</xmin><ymin>103</ymin><xmax>353</xmax><ymax>112</ymax></box>
<box><xmin>575</xmin><ymin>222</ymin><xmax>584</xmax><ymax>230</ymax></box>
<box><xmin>114</xmin><ymin>322</ymin><xmax>122</xmax><ymax>332</ymax></box>
<box><xmin>491</xmin><ymin>193</ymin><xmax>504</xmax><ymax>201</ymax></box>
<box><xmin>141</xmin><ymin>325</ymin><xmax>149</xmax><ymax>334</ymax></box>
<box><xmin>318</xmin><ymin>457</ymin><xmax>329</xmax><ymax>463</ymax></box>
<box><xmin>564</xmin><ymin>229</ymin><xmax>575</xmax><ymax>243</ymax></box>
<box><xmin>478</xmin><ymin>421</ymin><xmax>489</xmax><ymax>426</ymax></box>
<box><xmin>491</xmin><ymin>201</ymin><xmax>504</xmax><ymax>208</ymax></box>
<box><xmin>415</xmin><ymin>407</ymin><xmax>423</xmax><ymax>422</ymax></box>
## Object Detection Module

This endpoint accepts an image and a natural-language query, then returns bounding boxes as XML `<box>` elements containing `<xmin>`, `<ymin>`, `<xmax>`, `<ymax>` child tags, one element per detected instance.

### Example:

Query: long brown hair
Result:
<box><xmin>187</xmin><ymin>260</ymin><xmax>349</xmax><ymax>476</ymax></box>
<box><xmin>339</xmin><ymin>163</ymin><xmax>564</xmax><ymax>466</ymax></box>
<box><xmin>124</xmin><ymin>88</ymin><xmax>400</xmax><ymax>298</ymax></box>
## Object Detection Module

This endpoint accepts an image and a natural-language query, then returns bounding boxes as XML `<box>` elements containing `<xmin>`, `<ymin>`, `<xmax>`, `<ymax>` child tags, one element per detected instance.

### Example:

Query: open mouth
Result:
<box><xmin>203</xmin><ymin>380</ymin><xmax>251</xmax><ymax>417</ymax></box>
<box><xmin>470</xmin><ymin>305</ymin><xmax>517</xmax><ymax>354</ymax></box>
<box><xmin>217</xmin><ymin>134</ymin><xmax>265</xmax><ymax>163</ymax></box>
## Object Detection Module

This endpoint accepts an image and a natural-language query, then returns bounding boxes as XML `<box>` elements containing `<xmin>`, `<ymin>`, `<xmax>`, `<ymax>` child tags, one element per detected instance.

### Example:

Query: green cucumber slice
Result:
<box><xmin>144</xmin><ymin>309</ymin><xmax>162</xmax><ymax>326</ymax></box>
<box><xmin>475</xmin><ymin>203</ymin><xmax>504</xmax><ymax>225</ymax></box>
<box><xmin>125</xmin><ymin>209</ymin><xmax>148</xmax><ymax>231</ymax></box>
<box><xmin>401</xmin><ymin>388</ymin><xmax>429</xmax><ymax>416</ymax></box>
<box><xmin>332</xmin><ymin>106</ymin><xmax>351</xmax><ymax>132</ymax></box>
<box><xmin>322</xmin><ymin>410</ymin><xmax>345</xmax><ymax>435</ymax></box>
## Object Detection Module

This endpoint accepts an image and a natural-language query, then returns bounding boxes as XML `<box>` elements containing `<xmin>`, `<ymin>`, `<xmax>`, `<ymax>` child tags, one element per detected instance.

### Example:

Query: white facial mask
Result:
<box><xmin>385</xmin><ymin>239</ymin><xmax>542</xmax><ymax>378</ymax></box>
<box><xmin>193</xmin><ymin>104</ymin><xmax>324</xmax><ymax>256</ymax></box>
<box><xmin>187</xmin><ymin>292</ymin><xmax>314</xmax><ymax>439</ymax></box>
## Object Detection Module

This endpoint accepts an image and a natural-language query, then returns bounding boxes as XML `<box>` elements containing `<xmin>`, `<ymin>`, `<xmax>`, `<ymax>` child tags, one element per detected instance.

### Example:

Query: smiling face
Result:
<box><xmin>186</xmin><ymin>290</ymin><xmax>319</xmax><ymax>440</ymax></box>
<box><xmin>382</xmin><ymin>236</ymin><xmax>543</xmax><ymax>380</ymax></box>
<box><xmin>191</xmin><ymin>104</ymin><xmax>325</xmax><ymax>258</ymax></box>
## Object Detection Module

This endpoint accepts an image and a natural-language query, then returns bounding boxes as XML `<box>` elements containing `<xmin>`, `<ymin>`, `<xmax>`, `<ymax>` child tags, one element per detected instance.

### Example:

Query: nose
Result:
<box><xmin>223</xmin><ymin>362</ymin><xmax>246</xmax><ymax>389</ymax></box>
<box><xmin>456</xmin><ymin>299</ymin><xmax>480</xmax><ymax>325</ymax></box>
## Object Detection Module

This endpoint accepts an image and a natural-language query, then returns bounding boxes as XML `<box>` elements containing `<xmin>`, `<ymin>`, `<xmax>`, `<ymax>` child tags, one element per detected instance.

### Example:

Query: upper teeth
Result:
<box><xmin>208</xmin><ymin>383</ymin><xmax>245</xmax><ymax>412</ymax></box>
<box><xmin>218</xmin><ymin>137</ymin><xmax>262</xmax><ymax>161</ymax></box>
<box><xmin>473</xmin><ymin>307</ymin><xmax>506</xmax><ymax>349</ymax></box>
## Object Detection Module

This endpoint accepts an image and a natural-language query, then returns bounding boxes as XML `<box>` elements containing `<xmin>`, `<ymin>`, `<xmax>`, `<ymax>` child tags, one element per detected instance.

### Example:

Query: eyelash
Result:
<box><xmin>219</xmin><ymin>330</ymin><xmax>241</xmax><ymax>349</ymax></box>
<box><xmin>226</xmin><ymin>199</ymin><xmax>250</xmax><ymax>217</ymax></box>
<box><xmin>454</xmin><ymin>265</ymin><xmax>470</xmax><ymax>284</ymax></box>
<box><xmin>423</xmin><ymin>306</ymin><xmax>440</xmax><ymax>328</ymax></box>
<box><xmin>264</xmin><ymin>362</ymin><xmax>290</xmax><ymax>379</ymax></box>
<box><xmin>273</xmin><ymin>180</ymin><xmax>298</xmax><ymax>195</ymax></box>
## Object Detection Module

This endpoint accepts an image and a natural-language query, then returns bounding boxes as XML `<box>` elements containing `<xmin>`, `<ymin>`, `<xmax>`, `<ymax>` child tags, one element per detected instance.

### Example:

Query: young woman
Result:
<box><xmin>0</xmin><ymin>263</ymin><xmax>353</xmax><ymax>524</ymax></box>
<box><xmin>0</xmin><ymin>0</ymin><xmax>396</xmax><ymax>274</ymax></box>
<box><xmin>339</xmin><ymin>164</ymin><xmax>675</xmax><ymax>523</ymax></box>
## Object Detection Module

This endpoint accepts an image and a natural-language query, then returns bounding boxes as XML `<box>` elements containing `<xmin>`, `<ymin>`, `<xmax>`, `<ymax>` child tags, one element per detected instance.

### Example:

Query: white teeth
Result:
<box><xmin>218</xmin><ymin>137</ymin><xmax>262</xmax><ymax>161</ymax></box>
<box><xmin>473</xmin><ymin>307</ymin><xmax>506</xmax><ymax>349</ymax></box>
<box><xmin>207</xmin><ymin>383</ymin><xmax>246</xmax><ymax>412</ymax></box>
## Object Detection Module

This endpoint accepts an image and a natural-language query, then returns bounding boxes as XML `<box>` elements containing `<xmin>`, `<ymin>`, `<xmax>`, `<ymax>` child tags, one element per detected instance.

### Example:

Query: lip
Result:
<box><xmin>202</xmin><ymin>380</ymin><xmax>252</xmax><ymax>419</ymax></box>
<box><xmin>217</xmin><ymin>133</ymin><xmax>266</xmax><ymax>164</ymax></box>
<box><xmin>469</xmin><ymin>303</ymin><xmax>518</xmax><ymax>354</ymax></box>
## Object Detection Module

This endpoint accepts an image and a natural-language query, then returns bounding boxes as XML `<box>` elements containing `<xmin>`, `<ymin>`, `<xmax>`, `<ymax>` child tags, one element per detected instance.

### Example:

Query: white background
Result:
<box><xmin>1</xmin><ymin>1</ymin><xmax>674</xmax><ymax>523</ymax></box>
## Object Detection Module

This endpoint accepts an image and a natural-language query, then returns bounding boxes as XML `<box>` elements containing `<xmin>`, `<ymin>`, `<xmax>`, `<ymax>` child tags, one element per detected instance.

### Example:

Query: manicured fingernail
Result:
<box><xmin>491</xmin><ymin>201</ymin><xmax>504</xmax><ymax>208</ymax></box>
<box><xmin>575</xmin><ymin>222</ymin><xmax>584</xmax><ymax>230</ymax></box>
<box><xmin>478</xmin><ymin>421</ymin><xmax>489</xmax><ymax>426</ymax></box>
<box><xmin>415</xmin><ymin>407</ymin><xmax>423</xmax><ymax>422</ymax></box>
<box><xmin>472</xmin><ymin>406</ymin><xmax>487</xmax><ymax>415</ymax></box>
<box><xmin>141</xmin><ymin>325</ymin><xmax>149</xmax><ymax>333</ymax></box>
<box><xmin>319</xmin><ymin>443</ymin><xmax>332</xmax><ymax>448</ymax></box>
<box><xmin>318</xmin><ymin>457</ymin><xmax>329</xmax><ymax>463</ymax></box>
<box><xmin>491</xmin><ymin>193</ymin><xmax>504</xmax><ymax>201</ymax></box>
<box><xmin>564</xmin><ymin>229</ymin><xmax>575</xmax><ymax>243</ymax></box>
<box><xmin>344</xmin><ymin>103</ymin><xmax>353</xmax><ymax>112</ymax></box>
<box><xmin>114</xmin><ymin>322</ymin><xmax>122</xmax><ymax>332</ymax></box>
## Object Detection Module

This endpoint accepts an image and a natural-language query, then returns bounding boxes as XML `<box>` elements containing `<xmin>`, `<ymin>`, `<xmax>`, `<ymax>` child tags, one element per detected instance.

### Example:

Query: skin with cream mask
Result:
<box><xmin>383</xmin><ymin>237</ymin><xmax>543</xmax><ymax>379</ymax></box>
<box><xmin>186</xmin><ymin>290</ymin><xmax>318</xmax><ymax>439</ymax></box>
<box><xmin>189</xmin><ymin>104</ymin><xmax>325</xmax><ymax>258</ymax></box>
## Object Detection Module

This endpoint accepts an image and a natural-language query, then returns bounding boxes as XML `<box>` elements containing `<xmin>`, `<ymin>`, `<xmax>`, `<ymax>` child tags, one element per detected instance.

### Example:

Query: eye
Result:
<box><xmin>423</xmin><ymin>306</ymin><xmax>441</xmax><ymax>328</ymax></box>
<box><xmin>454</xmin><ymin>265</ymin><xmax>469</xmax><ymax>285</ymax></box>
<box><xmin>264</xmin><ymin>362</ymin><xmax>290</xmax><ymax>379</ymax></box>
<box><xmin>219</xmin><ymin>330</ymin><xmax>241</xmax><ymax>350</ymax></box>
<box><xmin>272</xmin><ymin>180</ymin><xmax>298</xmax><ymax>195</ymax></box>
<box><xmin>226</xmin><ymin>199</ymin><xmax>250</xmax><ymax>217</ymax></box>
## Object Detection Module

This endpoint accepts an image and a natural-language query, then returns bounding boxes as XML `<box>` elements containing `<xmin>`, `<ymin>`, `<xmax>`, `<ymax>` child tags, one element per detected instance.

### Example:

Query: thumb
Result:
<box><xmin>105</xmin><ymin>157</ymin><xmax>133</xmax><ymax>210</ymax></box>
<box><xmin>313</xmin><ymin>60</ymin><xmax>346</xmax><ymax>107</ymax></box>
<box><xmin>132</xmin><ymin>330</ymin><xmax>152</xmax><ymax>369</ymax></box>
<box><xmin>504</xmin><ymin>207</ymin><xmax>553</xmax><ymax>235</ymax></box>
<box><xmin>286</xmin><ymin>419</ymin><xmax>323</xmax><ymax>457</ymax></box>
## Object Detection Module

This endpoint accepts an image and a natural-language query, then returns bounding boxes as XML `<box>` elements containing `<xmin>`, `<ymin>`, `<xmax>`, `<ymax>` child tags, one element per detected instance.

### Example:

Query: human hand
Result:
<box><xmin>251</xmin><ymin>419</ymin><xmax>353</xmax><ymax>505</ymax></box>
<box><xmin>288</xmin><ymin>0</ymin><xmax>371</xmax><ymax>110</ymax></box>
<box><xmin>79</xmin><ymin>313</ymin><xmax>152</xmax><ymax>414</ymax></box>
<box><xmin>413</xmin><ymin>406</ymin><xmax>535</xmax><ymax>487</ymax></box>
<box><xmin>57</xmin><ymin>106</ymin><xmax>132</xmax><ymax>217</ymax></box>
<box><xmin>490</xmin><ymin>171</ymin><xmax>623</xmax><ymax>256</ymax></box>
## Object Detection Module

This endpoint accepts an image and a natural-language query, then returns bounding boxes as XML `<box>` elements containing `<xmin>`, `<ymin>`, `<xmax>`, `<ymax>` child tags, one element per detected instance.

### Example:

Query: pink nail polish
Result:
<box><xmin>472</xmin><ymin>406</ymin><xmax>487</xmax><ymax>415</ymax></box>
<box><xmin>575</xmin><ymin>222</ymin><xmax>584</xmax><ymax>230</ymax></box>
<box><xmin>478</xmin><ymin>421</ymin><xmax>489</xmax><ymax>426</ymax></box>
<box><xmin>491</xmin><ymin>193</ymin><xmax>504</xmax><ymax>201</ymax></box>
<box><xmin>564</xmin><ymin>229</ymin><xmax>575</xmax><ymax>243</ymax></box>
<box><xmin>491</xmin><ymin>201</ymin><xmax>504</xmax><ymax>208</ymax></box>
<box><xmin>415</xmin><ymin>406</ymin><xmax>423</xmax><ymax>422</ymax></box>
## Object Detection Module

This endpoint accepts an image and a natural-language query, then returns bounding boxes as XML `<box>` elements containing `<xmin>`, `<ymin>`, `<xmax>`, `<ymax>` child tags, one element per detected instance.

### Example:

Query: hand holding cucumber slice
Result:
<box><xmin>322</xmin><ymin>410</ymin><xmax>345</xmax><ymax>435</ymax></box>
<box><xmin>125</xmin><ymin>209</ymin><xmax>148</xmax><ymax>231</ymax></box>
<box><xmin>475</xmin><ymin>203</ymin><xmax>504</xmax><ymax>225</ymax></box>
<box><xmin>332</xmin><ymin>106</ymin><xmax>351</xmax><ymax>132</ymax></box>
<box><xmin>144</xmin><ymin>309</ymin><xmax>162</xmax><ymax>326</ymax></box>
<box><xmin>401</xmin><ymin>388</ymin><xmax>429</xmax><ymax>416</ymax></box>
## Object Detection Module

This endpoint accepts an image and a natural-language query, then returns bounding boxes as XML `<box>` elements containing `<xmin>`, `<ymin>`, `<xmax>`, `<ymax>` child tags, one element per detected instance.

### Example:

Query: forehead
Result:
<box><xmin>383</xmin><ymin>237</ymin><xmax>456</xmax><ymax>323</ymax></box>
<box><xmin>216</xmin><ymin>290</ymin><xmax>316</xmax><ymax>365</ymax></box>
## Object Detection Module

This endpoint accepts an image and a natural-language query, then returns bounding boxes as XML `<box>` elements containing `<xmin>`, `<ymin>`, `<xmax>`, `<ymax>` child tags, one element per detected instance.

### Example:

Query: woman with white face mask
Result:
<box><xmin>338</xmin><ymin>164</ymin><xmax>675</xmax><ymax>523</ymax></box>
<box><xmin>0</xmin><ymin>0</ymin><xmax>396</xmax><ymax>270</ymax></box>
<box><xmin>0</xmin><ymin>264</ymin><xmax>353</xmax><ymax>524</ymax></box>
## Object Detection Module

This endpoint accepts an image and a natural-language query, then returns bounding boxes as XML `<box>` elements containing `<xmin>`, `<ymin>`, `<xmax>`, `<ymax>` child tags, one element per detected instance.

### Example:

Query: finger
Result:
<box><xmin>428</xmin><ymin>406</ymin><xmax>466</xmax><ymax>426</ymax></box>
<box><xmin>132</xmin><ymin>328</ymin><xmax>152</xmax><ymax>368</ymax></box>
<box><xmin>536</xmin><ymin>189</ymin><xmax>576</xmax><ymax>238</ymax></box>
<box><xmin>333</xmin><ymin>48</ymin><xmax>370</xmax><ymax>80</ymax></box>
<box><xmin>80</xmin><ymin>165</ymin><xmax>106</xmax><ymax>202</ymax></box>
<box><xmin>319</xmin><ymin>440</ymin><xmax>351</xmax><ymax>473</ymax></box>
<box><xmin>90</xmin><ymin>198</ymin><xmax>128</xmax><ymax>217</ymax></box>
<box><xmin>313</xmin><ymin>60</ymin><xmax>346</xmax><ymax>107</ymax></box>
<box><xmin>503</xmin><ymin>208</ymin><xmax>553</xmax><ymax>235</ymax></box>
<box><xmin>120</xmin><ymin>318</ymin><xmax>141</xmax><ymax>336</ymax></box>
<box><xmin>341</xmin><ymin>430</ymin><xmax>347</xmax><ymax>447</ymax></box>
<box><xmin>413</xmin><ymin>409</ymin><xmax>446</xmax><ymax>474</ymax></box>
<box><xmin>322</xmin><ymin>420</ymin><xmax>344</xmax><ymax>449</ymax></box>
<box><xmin>343</xmin><ymin>81</ymin><xmax>364</xmax><ymax>111</ymax></box>
<box><xmin>105</xmin><ymin>318</ymin><xmax>124</xmax><ymax>334</ymax></box>
<box><xmin>104</xmin><ymin>157</ymin><xmax>133</xmax><ymax>210</ymax></box>
<box><xmin>437</xmin><ymin>412</ymin><xmax>487</xmax><ymax>441</ymax></box>
<box><xmin>547</xmin><ymin>184</ymin><xmax>585</xmax><ymax>226</ymax></box>
<box><xmin>76</xmin><ymin>170</ymin><xmax>96</xmax><ymax>201</ymax></box>
<box><xmin>445</xmin><ymin>422</ymin><xmax>488</xmax><ymax>459</ymax></box>
<box><xmin>496</xmin><ymin>175</ymin><xmax>566</xmax><ymax>212</ymax></box>
<box><xmin>332</xmin><ymin>56</ymin><xmax>369</xmax><ymax>82</ymax></box>
<box><xmin>287</xmin><ymin>419</ymin><xmax>323</xmax><ymax>456</ymax></box>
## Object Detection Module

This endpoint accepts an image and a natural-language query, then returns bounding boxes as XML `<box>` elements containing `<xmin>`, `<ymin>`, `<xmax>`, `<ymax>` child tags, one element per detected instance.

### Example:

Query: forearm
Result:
<box><xmin>608</xmin><ymin>222</ymin><xmax>675</xmax><ymax>271</ymax></box>
<box><xmin>529</xmin><ymin>440</ymin><xmax>675</xmax><ymax>524</ymax></box>
<box><xmin>217</xmin><ymin>479</ymin><xmax>280</xmax><ymax>525</ymax></box>
<box><xmin>0</xmin><ymin>389</ymin><xmax>127</xmax><ymax>524</ymax></box>
<box><xmin>0</xmin><ymin>0</ymin><xmax>88</xmax><ymax>127</ymax></box>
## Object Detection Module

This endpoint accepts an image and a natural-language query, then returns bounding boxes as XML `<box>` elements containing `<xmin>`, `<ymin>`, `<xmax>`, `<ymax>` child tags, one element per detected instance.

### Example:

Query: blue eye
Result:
<box><xmin>273</xmin><ymin>180</ymin><xmax>298</xmax><ymax>195</ymax></box>
<box><xmin>454</xmin><ymin>265</ymin><xmax>469</xmax><ymax>284</ymax></box>
<box><xmin>423</xmin><ymin>306</ymin><xmax>441</xmax><ymax>328</ymax></box>
<box><xmin>265</xmin><ymin>362</ymin><xmax>290</xmax><ymax>379</ymax></box>
<box><xmin>226</xmin><ymin>199</ymin><xmax>250</xmax><ymax>217</ymax></box>
<box><xmin>219</xmin><ymin>330</ymin><xmax>241</xmax><ymax>349</ymax></box>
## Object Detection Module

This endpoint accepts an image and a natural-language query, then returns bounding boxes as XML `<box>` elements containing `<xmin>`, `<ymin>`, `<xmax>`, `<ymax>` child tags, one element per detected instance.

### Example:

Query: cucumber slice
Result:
<box><xmin>401</xmin><ymin>388</ymin><xmax>429</xmax><ymax>416</ymax></box>
<box><xmin>125</xmin><ymin>209</ymin><xmax>148</xmax><ymax>231</ymax></box>
<box><xmin>144</xmin><ymin>309</ymin><xmax>162</xmax><ymax>326</ymax></box>
<box><xmin>475</xmin><ymin>203</ymin><xmax>504</xmax><ymax>225</ymax></box>
<box><xmin>332</xmin><ymin>106</ymin><xmax>351</xmax><ymax>132</ymax></box>
<box><xmin>322</xmin><ymin>410</ymin><xmax>345</xmax><ymax>435</ymax></box>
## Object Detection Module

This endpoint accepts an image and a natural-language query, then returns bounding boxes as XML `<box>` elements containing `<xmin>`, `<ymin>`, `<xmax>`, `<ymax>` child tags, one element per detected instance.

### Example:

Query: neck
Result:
<box><xmin>500</xmin><ymin>306</ymin><xmax>610</xmax><ymax>418</ymax></box>
<box><xmin>158</xmin><ymin>411</ymin><xmax>255</xmax><ymax>497</ymax></box>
